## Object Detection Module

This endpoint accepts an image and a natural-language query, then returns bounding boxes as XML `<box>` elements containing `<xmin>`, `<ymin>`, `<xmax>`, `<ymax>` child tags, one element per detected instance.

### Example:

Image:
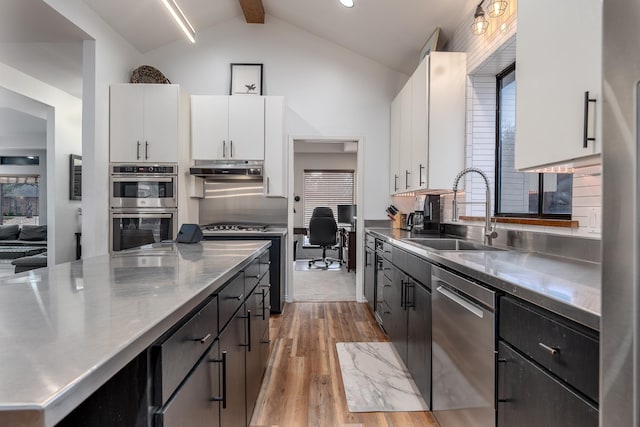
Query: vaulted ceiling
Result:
<box><xmin>81</xmin><ymin>0</ymin><xmax>477</xmax><ymax>75</ymax></box>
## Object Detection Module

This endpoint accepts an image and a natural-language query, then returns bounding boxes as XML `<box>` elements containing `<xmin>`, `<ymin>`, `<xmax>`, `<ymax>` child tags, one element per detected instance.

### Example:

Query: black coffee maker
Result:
<box><xmin>421</xmin><ymin>194</ymin><xmax>442</xmax><ymax>234</ymax></box>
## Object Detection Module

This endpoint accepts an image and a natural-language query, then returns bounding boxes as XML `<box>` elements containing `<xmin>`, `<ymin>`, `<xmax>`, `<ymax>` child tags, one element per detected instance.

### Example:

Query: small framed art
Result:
<box><xmin>230</xmin><ymin>63</ymin><xmax>263</xmax><ymax>95</ymax></box>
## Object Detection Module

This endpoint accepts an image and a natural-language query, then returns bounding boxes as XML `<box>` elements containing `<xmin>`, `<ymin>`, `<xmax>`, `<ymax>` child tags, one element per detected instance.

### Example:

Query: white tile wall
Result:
<box><xmin>446</xmin><ymin>0</ymin><xmax>602</xmax><ymax>237</ymax></box>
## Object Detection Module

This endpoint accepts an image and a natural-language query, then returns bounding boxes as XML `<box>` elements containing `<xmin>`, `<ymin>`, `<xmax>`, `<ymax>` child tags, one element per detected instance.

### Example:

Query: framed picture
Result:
<box><xmin>230</xmin><ymin>63</ymin><xmax>263</xmax><ymax>95</ymax></box>
<box><xmin>69</xmin><ymin>154</ymin><xmax>82</xmax><ymax>201</ymax></box>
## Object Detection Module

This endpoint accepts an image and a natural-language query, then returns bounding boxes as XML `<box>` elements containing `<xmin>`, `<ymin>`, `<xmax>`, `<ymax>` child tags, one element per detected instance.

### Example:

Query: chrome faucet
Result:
<box><xmin>452</xmin><ymin>167</ymin><xmax>498</xmax><ymax>245</ymax></box>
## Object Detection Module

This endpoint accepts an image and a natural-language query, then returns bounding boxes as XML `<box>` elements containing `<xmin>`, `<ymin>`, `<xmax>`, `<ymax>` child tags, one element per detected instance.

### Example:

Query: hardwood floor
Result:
<box><xmin>250</xmin><ymin>302</ymin><xmax>439</xmax><ymax>427</ymax></box>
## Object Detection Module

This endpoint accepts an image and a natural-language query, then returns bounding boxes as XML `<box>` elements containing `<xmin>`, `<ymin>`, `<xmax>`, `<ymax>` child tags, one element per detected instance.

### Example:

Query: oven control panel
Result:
<box><xmin>112</xmin><ymin>165</ymin><xmax>177</xmax><ymax>174</ymax></box>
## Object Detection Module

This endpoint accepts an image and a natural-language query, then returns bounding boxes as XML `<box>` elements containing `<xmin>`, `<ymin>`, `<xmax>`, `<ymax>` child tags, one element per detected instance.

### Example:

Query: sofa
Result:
<box><xmin>0</xmin><ymin>225</ymin><xmax>47</xmax><ymax>272</ymax></box>
<box><xmin>0</xmin><ymin>224</ymin><xmax>47</xmax><ymax>248</ymax></box>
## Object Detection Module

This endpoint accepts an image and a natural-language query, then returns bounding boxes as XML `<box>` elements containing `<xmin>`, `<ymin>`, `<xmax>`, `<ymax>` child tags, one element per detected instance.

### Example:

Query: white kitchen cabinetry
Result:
<box><xmin>263</xmin><ymin>96</ymin><xmax>287</xmax><ymax>197</ymax></box>
<box><xmin>515</xmin><ymin>0</ymin><xmax>602</xmax><ymax>170</ymax></box>
<box><xmin>389</xmin><ymin>52</ymin><xmax>466</xmax><ymax>194</ymax></box>
<box><xmin>389</xmin><ymin>95</ymin><xmax>401</xmax><ymax>194</ymax></box>
<box><xmin>191</xmin><ymin>95</ymin><xmax>265</xmax><ymax>161</ymax></box>
<box><xmin>110</xmin><ymin>84</ymin><xmax>179</xmax><ymax>163</ymax></box>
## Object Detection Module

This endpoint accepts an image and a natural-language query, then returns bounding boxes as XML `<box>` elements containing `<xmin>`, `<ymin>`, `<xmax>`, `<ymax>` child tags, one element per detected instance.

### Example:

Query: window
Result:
<box><xmin>495</xmin><ymin>64</ymin><xmax>572</xmax><ymax>218</ymax></box>
<box><xmin>0</xmin><ymin>176</ymin><xmax>40</xmax><ymax>225</ymax></box>
<box><xmin>303</xmin><ymin>170</ymin><xmax>355</xmax><ymax>227</ymax></box>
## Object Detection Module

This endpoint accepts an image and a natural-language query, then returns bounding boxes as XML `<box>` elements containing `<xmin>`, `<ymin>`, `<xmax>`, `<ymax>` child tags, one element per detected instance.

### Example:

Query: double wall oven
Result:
<box><xmin>110</xmin><ymin>164</ymin><xmax>178</xmax><ymax>251</ymax></box>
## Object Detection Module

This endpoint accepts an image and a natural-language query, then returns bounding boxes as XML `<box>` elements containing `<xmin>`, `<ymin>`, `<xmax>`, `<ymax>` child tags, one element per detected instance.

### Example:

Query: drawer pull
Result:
<box><xmin>209</xmin><ymin>351</ymin><xmax>227</xmax><ymax>408</ymax></box>
<box><xmin>194</xmin><ymin>333</ymin><xmax>212</xmax><ymax>344</ymax></box>
<box><xmin>538</xmin><ymin>342</ymin><xmax>560</xmax><ymax>355</ymax></box>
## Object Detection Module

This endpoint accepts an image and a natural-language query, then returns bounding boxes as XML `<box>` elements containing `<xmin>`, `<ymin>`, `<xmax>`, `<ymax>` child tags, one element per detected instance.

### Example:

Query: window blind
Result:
<box><xmin>303</xmin><ymin>170</ymin><xmax>354</xmax><ymax>227</ymax></box>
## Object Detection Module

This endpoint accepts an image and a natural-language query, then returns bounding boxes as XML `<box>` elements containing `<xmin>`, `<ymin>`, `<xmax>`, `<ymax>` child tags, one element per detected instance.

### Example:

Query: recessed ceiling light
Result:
<box><xmin>339</xmin><ymin>0</ymin><xmax>354</xmax><ymax>8</ymax></box>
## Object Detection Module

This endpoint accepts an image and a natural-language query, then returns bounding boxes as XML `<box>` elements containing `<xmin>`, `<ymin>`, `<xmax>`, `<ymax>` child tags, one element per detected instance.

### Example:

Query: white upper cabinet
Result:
<box><xmin>110</xmin><ymin>84</ymin><xmax>179</xmax><ymax>163</ymax></box>
<box><xmin>389</xmin><ymin>94</ymin><xmax>401</xmax><ymax>194</ymax></box>
<box><xmin>389</xmin><ymin>52</ymin><xmax>466</xmax><ymax>194</ymax></box>
<box><xmin>515</xmin><ymin>0</ymin><xmax>602</xmax><ymax>170</ymax></box>
<box><xmin>191</xmin><ymin>95</ymin><xmax>265</xmax><ymax>161</ymax></box>
<box><xmin>263</xmin><ymin>96</ymin><xmax>287</xmax><ymax>197</ymax></box>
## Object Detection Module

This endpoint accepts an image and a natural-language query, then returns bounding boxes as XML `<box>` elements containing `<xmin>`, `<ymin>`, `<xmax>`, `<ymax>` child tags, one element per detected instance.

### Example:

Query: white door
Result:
<box><xmin>515</xmin><ymin>0</ymin><xmax>602</xmax><ymax>170</ymax></box>
<box><xmin>264</xmin><ymin>96</ymin><xmax>286</xmax><ymax>197</ymax></box>
<box><xmin>389</xmin><ymin>95</ymin><xmax>401</xmax><ymax>194</ymax></box>
<box><xmin>191</xmin><ymin>95</ymin><xmax>229</xmax><ymax>160</ymax></box>
<box><xmin>411</xmin><ymin>58</ymin><xmax>429</xmax><ymax>190</ymax></box>
<box><xmin>110</xmin><ymin>84</ymin><xmax>144</xmax><ymax>163</ymax></box>
<box><xmin>143</xmin><ymin>85</ymin><xmax>179</xmax><ymax>163</ymax></box>
<box><xmin>228</xmin><ymin>96</ymin><xmax>265</xmax><ymax>160</ymax></box>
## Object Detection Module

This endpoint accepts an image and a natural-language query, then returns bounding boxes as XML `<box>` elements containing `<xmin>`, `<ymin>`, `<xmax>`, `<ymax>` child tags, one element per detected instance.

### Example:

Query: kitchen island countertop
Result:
<box><xmin>0</xmin><ymin>240</ymin><xmax>270</xmax><ymax>427</ymax></box>
<box><xmin>367</xmin><ymin>228</ymin><xmax>600</xmax><ymax>331</ymax></box>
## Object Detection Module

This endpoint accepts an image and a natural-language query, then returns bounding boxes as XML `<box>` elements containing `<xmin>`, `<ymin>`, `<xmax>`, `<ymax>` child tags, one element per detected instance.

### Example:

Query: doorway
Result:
<box><xmin>287</xmin><ymin>137</ymin><xmax>365</xmax><ymax>303</ymax></box>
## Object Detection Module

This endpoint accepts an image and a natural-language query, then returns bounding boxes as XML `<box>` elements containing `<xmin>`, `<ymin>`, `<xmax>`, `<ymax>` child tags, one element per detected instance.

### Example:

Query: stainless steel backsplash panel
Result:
<box><xmin>198</xmin><ymin>180</ymin><xmax>287</xmax><ymax>226</ymax></box>
<box><xmin>442</xmin><ymin>223</ymin><xmax>601</xmax><ymax>263</ymax></box>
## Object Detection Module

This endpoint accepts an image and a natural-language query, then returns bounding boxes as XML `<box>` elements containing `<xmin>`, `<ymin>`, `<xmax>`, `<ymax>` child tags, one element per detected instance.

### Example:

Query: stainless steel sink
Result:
<box><xmin>403</xmin><ymin>238</ymin><xmax>504</xmax><ymax>251</ymax></box>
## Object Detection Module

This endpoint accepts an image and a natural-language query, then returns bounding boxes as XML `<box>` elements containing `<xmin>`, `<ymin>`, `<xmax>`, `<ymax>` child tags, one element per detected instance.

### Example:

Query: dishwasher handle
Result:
<box><xmin>436</xmin><ymin>285</ymin><xmax>484</xmax><ymax>319</ymax></box>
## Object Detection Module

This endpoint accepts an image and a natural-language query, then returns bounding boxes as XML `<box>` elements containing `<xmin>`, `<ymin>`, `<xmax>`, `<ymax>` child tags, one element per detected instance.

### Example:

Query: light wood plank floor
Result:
<box><xmin>250</xmin><ymin>302</ymin><xmax>439</xmax><ymax>427</ymax></box>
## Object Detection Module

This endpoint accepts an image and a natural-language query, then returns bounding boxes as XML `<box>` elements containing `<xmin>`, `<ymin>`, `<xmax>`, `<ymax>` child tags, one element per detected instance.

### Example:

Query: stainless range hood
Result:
<box><xmin>189</xmin><ymin>160</ymin><xmax>263</xmax><ymax>180</ymax></box>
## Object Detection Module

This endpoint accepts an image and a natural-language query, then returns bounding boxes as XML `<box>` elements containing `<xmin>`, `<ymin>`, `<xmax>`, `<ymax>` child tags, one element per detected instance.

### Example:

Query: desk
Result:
<box><xmin>340</xmin><ymin>228</ymin><xmax>356</xmax><ymax>272</ymax></box>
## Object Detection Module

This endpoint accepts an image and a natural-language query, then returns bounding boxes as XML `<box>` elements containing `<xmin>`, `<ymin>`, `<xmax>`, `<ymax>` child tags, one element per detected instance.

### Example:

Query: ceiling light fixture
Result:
<box><xmin>161</xmin><ymin>0</ymin><xmax>196</xmax><ymax>43</ymax></box>
<box><xmin>486</xmin><ymin>0</ymin><xmax>508</xmax><ymax>18</ymax></box>
<box><xmin>339</xmin><ymin>0</ymin><xmax>354</xmax><ymax>8</ymax></box>
<box><xmin>470</xmin><ymin>1</ymin><xmax>489</xmax><ymax>35</ymax></box>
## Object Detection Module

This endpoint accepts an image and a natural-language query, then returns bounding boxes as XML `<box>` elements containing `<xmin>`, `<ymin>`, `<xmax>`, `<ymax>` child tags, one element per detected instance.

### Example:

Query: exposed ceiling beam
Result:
<box><xmin>239</xmin><ymin>0</ymin><xmax>265</xmax><ymax>23</ymax></box>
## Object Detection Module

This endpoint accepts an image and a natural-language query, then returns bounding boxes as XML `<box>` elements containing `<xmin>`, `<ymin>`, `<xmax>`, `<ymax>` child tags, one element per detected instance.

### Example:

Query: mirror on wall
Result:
<box><xmin>70</xmin><ymin>154</ymin><xmax>81</xmax><ymax>200</ymax></box>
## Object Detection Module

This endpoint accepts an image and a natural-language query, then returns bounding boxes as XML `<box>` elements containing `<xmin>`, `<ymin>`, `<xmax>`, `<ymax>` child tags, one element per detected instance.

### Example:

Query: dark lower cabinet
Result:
<box><xmin>156</xmin><ymin>341</ymin><xmax>221</xmax><ymax>427</ymax></box>
<box><xmin>387</xmin><ymin>265</ymin><xmax>408</xmax><ymax>365</ymax></box>
<box><xmin>364</xmin><ymin>246</ymin><xmax>375</xmax><ymax>312</ymax></box>
<box><xmin>498</xmin><ymin>341</ymin><xmax>598</xmax><ymax>427</ymax></box>
<box><xmin>219</xmin><ymin>306</ymin><xmax>248</xmax><ymax>427</ymax></box>
<box><xmin>407</xmin><ymin>281</ymin><xmax>431</xmax><ymax>408</ymax></box>
<box><xmin>497</xmin><ymin>295</ymin><xmax>599</xmax><ymax>426</ymax></box>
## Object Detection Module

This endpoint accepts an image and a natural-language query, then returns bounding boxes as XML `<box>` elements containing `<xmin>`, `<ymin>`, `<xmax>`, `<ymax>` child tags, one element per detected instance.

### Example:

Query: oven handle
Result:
<box><xmin>111</xmin><ymin>177</ymin><xmax>174</xmax><ymax>183</ymax></box>
<box><xmin>111</xmin><ymin>212</ymin><xmax>174</xmax><ymax>219</ymax></box>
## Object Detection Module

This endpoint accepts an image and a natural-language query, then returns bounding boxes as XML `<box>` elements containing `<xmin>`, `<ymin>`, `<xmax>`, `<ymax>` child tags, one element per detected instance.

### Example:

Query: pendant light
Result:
<box><xmin>486</xmin><ymin>0</ymin><xmax>508</xmax><ymax>18</ymax></box>
<box><xmin>470</xmin><ymin>1</ymin><xmax>489</xmax><ymax>35</ymax></box>
<box><xmin>339</xmin><ymin>0</ymin><xmax>354</xmax><ymax>7</ymax></box>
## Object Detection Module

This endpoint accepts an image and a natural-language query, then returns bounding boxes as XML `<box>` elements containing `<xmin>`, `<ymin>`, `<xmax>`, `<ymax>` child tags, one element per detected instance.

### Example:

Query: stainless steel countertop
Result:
<box><xmin>367</xmin><ymin>228</ymin><xmax>600</xmax><ymax>331</ymax></box>
<box><xmin>201</xmin><ymin>227</ymin><xmax>288</xmax><ymax>237</ymax></box>
<box><xmin>0</xmin><ymin>240</ymin><xmax>270</xmax><ymax>427</ymax></box>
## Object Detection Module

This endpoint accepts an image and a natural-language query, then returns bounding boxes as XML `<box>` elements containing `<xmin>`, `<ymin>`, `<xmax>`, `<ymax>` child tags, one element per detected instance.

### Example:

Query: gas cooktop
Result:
<box><xmin>201</xmin><ymin>223</ymin><xmax>269</xmax><ymax>232</ymax></box>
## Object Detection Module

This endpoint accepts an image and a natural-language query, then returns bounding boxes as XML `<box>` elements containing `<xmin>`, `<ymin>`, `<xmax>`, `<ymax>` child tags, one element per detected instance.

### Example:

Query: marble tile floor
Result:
<box><xmin>292</xmin><ymin>259</ymin><xmax>356</xmax><ymax>302</ymax></box>
<box><xmin>336</xmin><ymin>342</ymin><xmax>430</xmax><ymax>413</ymax></box>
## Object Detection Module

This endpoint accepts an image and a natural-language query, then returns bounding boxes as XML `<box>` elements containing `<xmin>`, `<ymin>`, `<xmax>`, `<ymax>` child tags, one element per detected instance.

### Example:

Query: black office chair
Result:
<box><xmin>307</xmin><ymin>207</ymin><xmax>340</xmax><ymax>269</ymax></box>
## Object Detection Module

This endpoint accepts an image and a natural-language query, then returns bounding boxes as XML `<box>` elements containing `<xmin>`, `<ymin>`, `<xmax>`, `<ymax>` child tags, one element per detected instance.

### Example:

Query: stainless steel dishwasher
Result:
<box><xmin>431</xmin><ymin>266</ymin><xmax>496</xmax><ymax>427</ymax></box>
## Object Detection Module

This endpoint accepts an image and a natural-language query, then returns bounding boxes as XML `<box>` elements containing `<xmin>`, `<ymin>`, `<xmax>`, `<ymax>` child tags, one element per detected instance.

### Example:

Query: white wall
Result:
<box><xmin>42</xmin><ymin>0</ymin><xmax>141</xmax><ymax>257</ymax></box>
<box><xmin>0</xmin><ymin>62</ymin><xmax>79</xmax><ymax>263</ymax></box>
<box><xmin>293</xmin><ymin>152</ymin><xmax>357</xmax><ymax>227</ymax></box>
<box><xmin>141</xmin><ymin>15</ymin><xmax>406</xmax><ymax>222</ymax></box>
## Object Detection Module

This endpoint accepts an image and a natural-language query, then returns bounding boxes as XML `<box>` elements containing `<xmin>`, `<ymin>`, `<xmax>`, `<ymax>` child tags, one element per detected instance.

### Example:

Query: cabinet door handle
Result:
<box><xmin>136</xmin><ymin>141</ymin><xmax>141</xmax><ymax>160</ymax></box>
<box><xmin>419</xmin><ymin>164</ymin><xmax>425</xmax><ymax>186</ymax></box>
<box><xmin>223</xmin><ymin>140</ymin><xmax>226</xmax><ymax>158</ymax></box>
<box><xmin>405</xmin><ymin>282</ymin><xmax>415</xmax><ymax>309</ymax></box>
<box><xmin>145</xmin><ymin>141</ymin><xmax>149</xmax><ymax>160</ymax></box>
<box><xmin>405</xmin><ymin>170</ymin><xmax>410</xmax><ymax>189</ymax></box>
<box><xmin>266</xmin><ymin>177</ymin><xmax>270</xmax><ymax>194</ymax></box>
<box><xmin>400</xmin><ymin>280</ymin><xmax>405</xmax><ymax>308</ymax></box>
<box><xmin>247</xmin><ymin>309</ymin><xmax>252</xmax><ymax>352</ymax></box>
<box><xmin>583</xmin><ymin>91</ymin><xmax>597</xmax><ymax>148</ymax></box>
<box><xmin>230</xmin><ymin>140</ymin><xmax>234</xmax><ymax>158</ymax></box>
<box><xmin>394</xmin><ymin>175</ymin><xmax>399</xmax><ymax>192</ymax></box>
<box><xmin>209</xmin><ymin>350</ymin><xmax>227</xmax><ymax>408</ymax></box>
<box><xmin>193</xmin><ymin>333</ymin><xmax>211</xmax><ymax>344</ymax></box>
<box><xmin>538</xmin><ymin>342</ymin><xmax>560</xmax><ymax>355</ymax></box>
